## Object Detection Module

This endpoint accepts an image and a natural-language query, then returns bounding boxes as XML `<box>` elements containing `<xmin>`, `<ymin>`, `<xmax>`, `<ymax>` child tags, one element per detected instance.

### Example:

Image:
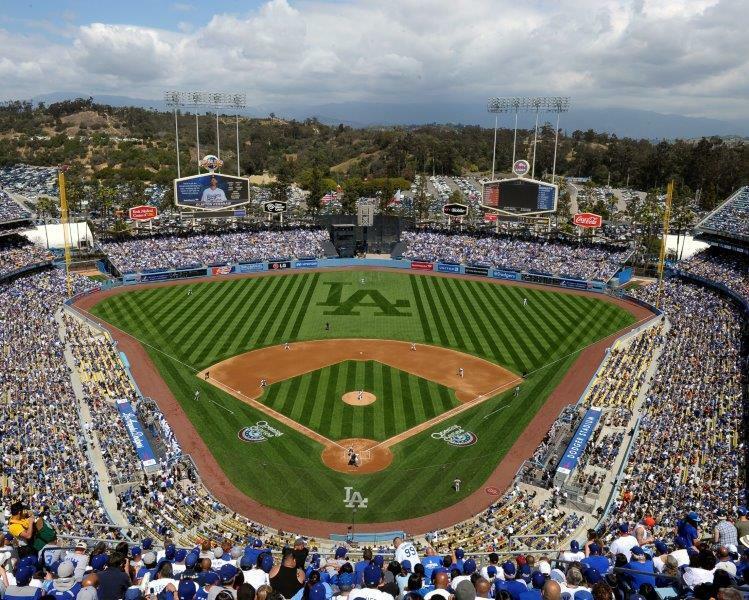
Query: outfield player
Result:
<box><xmin>394</xmin><ymin>537</ymin><xmax>419</xmax><ymax>565</ymax></box>
<box><xmin>188</xmin><ymin>289</ymin><xmax>192</xmax><ymax>296</ymax></box>
<box><xmin>194</xmin><ymin>390</ymin><xmax>200</xmax><ymax>401</ymax></box>
<box><xmin>453</xmin><ymin>478</ymin><xmax>461</xmax><ymax>492</ymax></box>
<box><xmin>523</xmin><ymin>297</ymin><xmax>527</xmax><ymax>306</ymax></box>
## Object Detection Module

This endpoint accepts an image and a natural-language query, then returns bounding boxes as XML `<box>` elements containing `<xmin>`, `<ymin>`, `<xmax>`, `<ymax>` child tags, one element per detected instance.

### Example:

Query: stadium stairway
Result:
<box><xmin>57</xmin><ymin>310</ymin><xmax>130</xmax><ymax>529</ymax></box>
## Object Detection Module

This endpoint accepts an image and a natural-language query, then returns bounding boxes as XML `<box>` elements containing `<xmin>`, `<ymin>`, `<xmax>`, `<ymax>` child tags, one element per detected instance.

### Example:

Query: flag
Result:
<box><xmin>389</xmin><ymin>189</ymin><xmax>402</xmax><ymax>206</ymax></box>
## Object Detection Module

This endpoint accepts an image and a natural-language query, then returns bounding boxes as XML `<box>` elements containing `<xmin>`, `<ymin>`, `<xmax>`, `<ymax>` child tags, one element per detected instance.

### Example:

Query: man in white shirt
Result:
<box><xmin>394</xmin><ymin>538</ymin><xmax>419</xmax><ymax>566</ymax></box>
<box><xmin>669</xmin><ymin>537</ymin><xmax>691</xmax><ymax>568</ymax></box>
<box><xmin>609</xmin><ymin>524</ymin><xmax>639</xmax><ymax>561</ymax></box>
<box><xmin>349</xmin><ymin>564</ymin><xmax>394</xmax><ymax>600</ymax></box>
<box><xmin>561</xmin><ymin>541</ymin><xmax>585</xmax><ymax>563</ymax></box>
<box><xmin>200</xmin><ymin>177</ymin><xmax>229</xmax><ymax>208</ymax></box>
<box><xmin>423</xmin><ymin>572</ymin><xmax>450</xmax><ymax>600</ymax></box>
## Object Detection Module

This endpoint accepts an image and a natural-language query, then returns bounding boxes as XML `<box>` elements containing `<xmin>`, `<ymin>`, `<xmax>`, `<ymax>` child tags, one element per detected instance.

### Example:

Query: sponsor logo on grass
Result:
<box><xmin>238</xmin><ymin>421</ymin><xmax>284</xmax><ymax>443</ymax></box>
<box><xmin>318</xmin><ymin>282</ymin><xmax>411</xmax><ymax>317</ymax></box>
<box><xmin>344</xmin><ymin>486</ymin><xmax>369</xmax><ymax>508</ymax></box>
<box><xmin>431</xmin><ymin>425</ymin><xmax>477</xmax><ymax>446</ymax></box>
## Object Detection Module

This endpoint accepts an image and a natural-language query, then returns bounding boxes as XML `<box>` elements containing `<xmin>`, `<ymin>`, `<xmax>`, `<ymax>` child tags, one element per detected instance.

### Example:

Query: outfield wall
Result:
<box><xmin>114</xmin><ymin>257</ymin><xmax>608</xmax><ymax>293</ymax></box>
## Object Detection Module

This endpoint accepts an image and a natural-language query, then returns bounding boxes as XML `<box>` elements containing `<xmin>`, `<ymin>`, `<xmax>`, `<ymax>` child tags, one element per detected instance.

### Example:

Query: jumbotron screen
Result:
<box><xmin>482</xmin><ymin>178</ymin><xmax>557</xmax><ymax>213</ymax></box>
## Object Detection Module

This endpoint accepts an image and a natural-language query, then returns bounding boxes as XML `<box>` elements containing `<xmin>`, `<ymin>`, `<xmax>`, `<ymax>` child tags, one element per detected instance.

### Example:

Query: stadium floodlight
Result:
<box><xmin>487</xmin><ymin>96</ymin><xmax>570</xmax><ymax>181</ymax></box>
<box><xmin>163</xmin><ymin>91</ymin><xmax>248</xmax><ymax>177</ymax></box>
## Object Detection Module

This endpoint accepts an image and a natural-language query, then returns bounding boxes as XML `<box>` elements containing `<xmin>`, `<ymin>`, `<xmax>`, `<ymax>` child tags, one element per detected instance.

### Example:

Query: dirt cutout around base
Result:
<box><xmin>342</xmin><ymin>391</ymin><xmax>376</xmax><ymax>406</ymax></box>
<box><xmin>199</xmin><ymin>339</ymin><xmax>520</xmax><ymax>474</ymax></box>
<box><xmin>321</xmin><ymin>438</ymin><xmax>394</xmax><ymax>474</ymax></box>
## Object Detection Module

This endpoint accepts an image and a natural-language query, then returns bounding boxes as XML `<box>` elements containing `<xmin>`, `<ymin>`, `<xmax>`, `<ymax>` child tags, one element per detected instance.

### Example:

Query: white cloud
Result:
<box><xmin>0</xmin><ymin>0</ymin><xmax>746</xmax><ymax>120</ymax></box>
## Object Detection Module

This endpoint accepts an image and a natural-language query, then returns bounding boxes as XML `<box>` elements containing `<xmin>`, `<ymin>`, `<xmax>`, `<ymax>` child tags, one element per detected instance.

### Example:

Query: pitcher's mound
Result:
<box><xmin>321</xmin><ymin>438</ymin><xmax>393</xmax><ymax>474</ymax></box>
<box><xmin>342</xmin><ymin>391</ymin><xmax>376</xmax><ymax>406</ymax></box>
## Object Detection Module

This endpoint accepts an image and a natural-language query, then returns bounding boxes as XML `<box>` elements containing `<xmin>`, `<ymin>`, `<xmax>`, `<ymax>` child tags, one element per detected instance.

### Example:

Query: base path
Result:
<box><xmin>200</xmin><ymin>339</ymin><xmax>520</xmax><ymax>473</ymax></box>
<box><xmin>73</xmin><ymin>267</ymin><xmax>657</xmax><ymax>537</ymax></box>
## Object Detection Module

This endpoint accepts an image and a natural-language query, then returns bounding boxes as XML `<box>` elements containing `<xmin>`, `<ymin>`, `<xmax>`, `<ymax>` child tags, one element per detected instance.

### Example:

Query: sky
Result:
<box><xmin>1</xmin><ymin>0</ymin><xmax>747</xmax><ymax>121</ymax></box>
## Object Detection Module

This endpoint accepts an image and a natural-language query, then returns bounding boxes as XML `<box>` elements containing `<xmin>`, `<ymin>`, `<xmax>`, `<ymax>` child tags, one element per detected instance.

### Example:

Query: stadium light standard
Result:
<box><xmin>164</xmin><ymin>91</ymin><xmax>248</xmax><ymax>176</ymax></box>
<box><xmin>487</xmin><ymin>96</ymin><xmax>570</xmax><ymax>180</ymax></box>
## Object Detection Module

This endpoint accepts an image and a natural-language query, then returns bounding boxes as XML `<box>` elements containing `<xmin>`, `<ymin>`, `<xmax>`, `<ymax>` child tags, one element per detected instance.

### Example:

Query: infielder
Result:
<box><xmin>284</xmin><ymin>342</ymin><xmax>290</xmax><ymax>350</ymax></box>
<box><xmin>410</xmin><ymin>343</ymin><xmax>416</xmax><ymax>351</ymax></box>
<box><xmin>357</xmin><ymin>390</ymin><xmax>364</xmax><ymax>401</ymax></box>
<box><xmin>458</xmin><ymin>368</ymin><xmax>464</xmax><ymax>378</ymax></box>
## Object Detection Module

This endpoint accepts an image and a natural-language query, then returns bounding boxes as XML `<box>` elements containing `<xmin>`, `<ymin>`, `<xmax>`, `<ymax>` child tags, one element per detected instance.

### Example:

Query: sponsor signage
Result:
<box><xmin>442</xmin><ymin>203</ymin><xmax>468</xmax><ymax>217</ymax></box>
<box><xmin>268</xmin><ymin>260</ymin><xmax>291</xmax><ymax>270</ymax></box>
<box><xmin>344</xmin><ymin>487</ymin><xmax>369</xmax><ymax>508</ymax></box>
<box><xmin>174</xmin><ymin>172</ymin><xmax>251</xmax><ymax>211</ymax></box>
<box><xmin>115</xmin><ymin>399</ymin><xmax>157</xmax><ymax>468</ymax></box>
<box><xmin>410</xmin><ymin>260</ymin><xmax>434</xmax><ymax>271</ymax></box>
<box><xmin>129</xmin><ymin>205</ymin><xmax>158</xmax><ymax>221</ymax></box>
<box><xmin>262</xmin><ymin>201</ymin><xmax>288</xmax><ymax>214</ymax></box>
<box><xmin>559</xmin><ymin>278</ymin><xmax>588</xmax><ymax>290</ymax></box>
<box><xmin>484</xmin><ymin>213</ymin><xmax>498</xmax><ymax>222</ymax></box>
<box><xmin>431</xmin><ymin>425</ymin><xmax>477</xmax><ymax>446</ymax></box>
<box><xmin>234</xmin><ymin>209</ymin><xmax>247</xmax><ymax>217</ymax></box>
<box><xmin>573</xmin><ymin>212</ymin><xmax>603</xmax><ymax>228</ymax></box>
<box><xmin>294</xmin><ymin>260</ymin><xmax>318</xmax><ymax>268</ymax></box>
<box><xmin>492</xmin><ymin>269</ymin><xmax>520</xmax><ymax>281</ymax></box>
<box><xmin>238</xmin><ymin>421</ymin><xmax>283</xmax><ymax>443</ymax></box>
<box><xmin>465</xmin><ymin>265</ymin><xmax>489</xmax><ymax>277</ymax></box>
<box><xmin>237</xmin><ymin>262</ymin><xmax>266</xmax><ymax>273</ymax></box>
<box><xmin>211</xmin><ymin>265</ymin><xmax>234</xmax><ymax>276</ymax></box>
<box><xmin>139</xmin><ymin>267</ymin><xmax>206</xmax><ymax>282</ymax></box>
<box><xmin>482</xmin><ymin>178</ymin><xmax>557</xmax><ymax>213</ymax></box>
<box><xmin>512</xmin><ymin>159</ymin><xmax>530</xmax><ymax>177</ymax></box>
<box><xmin>557</xmin><ymin>408</ymin><xmax>602</xmax><ymax>474</ymax></box>
<box><xmin>437</xmin><ymin>263</ymin><xmax>461</xmax><ymax>274</ymax></box>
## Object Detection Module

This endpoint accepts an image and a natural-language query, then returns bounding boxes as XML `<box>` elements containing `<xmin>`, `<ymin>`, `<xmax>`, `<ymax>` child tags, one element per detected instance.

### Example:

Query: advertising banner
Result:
<box><xmin>492</xmin><ymin>269</ymin><xmax>520</xmax><ymax>281</ymax></box>
<box><xmin>294</xmin><ymin>260</ymin><xmax>318</xmax><ymax>268</ymax></box>
<box><xmin>115</xmin><ymin>399</ymin><xmax>157</xmax><ymax>469</ymax></box>
<box><xmin>410</xmin><ymin>261</ymin><xmax>434</xmax><ymax>271</ymax></box>
<box><xmin>465</xmin><ymin>265</ymin><xmax>489</xmax><ymax>276</ymax></box>
<box><xmin>174</xmin><ymin>172</ymin><xmax>251</xmax><ymax>211</ymax></box>
<box><xmin>437</xmin><ymin>263</ymin><xmax>461</xmax><ymax>274</ymax></box>
<box><xmin>573</xmin><ymin>213</ymin><xmax>603</xmax><ymax>228</ymax></box>
<box><xmin>129</xmin><ymin>205</ymin><xmax>158</xmax><ymax>221</ymax></box>
<box><xmin>139</xmin><ymin>267</ymin><xmax>206</xmax><ymax>282</ymax></box>
<box><xmin>559</xmin><ymin>278</ymin><xmax>588</xmax><ymax>290</ymax></box>
<box><xmin>557</xmin><ymin>408</ymin><xmax>602</xmax><ymax>474</ymax></box>
<box><xmin>211</xmin><ymin>265</ymin><xmax>235</xmax><ymax>276</ymax></box>
<box><xmin>268</xmin><ymin>260</ymin><xmax>291</xmax><ymax>270</ymax></box>
<box><xmin>237</xmin><ymin>262</ymin><xmax>266</xmax><ymax>273</ymax></box>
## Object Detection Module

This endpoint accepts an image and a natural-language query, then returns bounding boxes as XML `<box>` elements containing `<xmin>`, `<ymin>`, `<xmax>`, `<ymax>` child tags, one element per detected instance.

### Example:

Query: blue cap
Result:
<box><xmin>142</xmin><ymin>538</ymin><xmax>153</xmax><ymax>550</ymax></box>
<box><xmin>178</xmin><ymin>580</ymin><xmax>198</xmax><ymax>600</ymax></box>
<box><xmin>675</xmin><ymin>536</ymin><xmax>688</xmax><ymax>548</ymax></box>
<box><xmin>203</xmin><ymin>572</ymin><xmax>220</xmax><ymax>586</ymax></box>
<box><xmin>175</xmin><ymin>549</ymin><xmax>187</xmax><ymax>562</ymax></box>
<box><xmin>337</xmin><ymin>573</ymin><xmax>354</xmax><ymax>589</ymax></box>
<box><xmin>91</xmin><ymin>554</ymin><xmax>108</xmax><ymax>571</ymax></box>
<box><xmin>531</xmin><ymin>572</ymin><xmax>547</xmax><ymax>589</ymax></box>
<box><xmin>15</xmin><ymin>565</ymin><xmax>35</xmax><ymax>586</ymax></box>
<box><xmin>240</xmin><ymin>555</ymin><xmax>253</xmax><ymax>569</ymax></box>
<box><xmin>502</xmin><ymin>561</ymin><xmax>515</xmax><ymax>576</ymax></box>
<box><xmin>570</xmin><ymin>541</ymin><xmax>580</xmax><ymax>552</ymax></box>
<box><xmin>619</xmin><ymin>523</ymin><xmax>629</xmax><ymax>533</ymax></box>
<box><xmin>309</xmin><ymin>583</ymin><xmax>327</xmax><ymax>600</ymax></box>
<box><xmin>373</xmin><ymin>555</ymin><xmax>384</xmax><ymax>567</ymax></box>
<box><xmin>584</xmin><ymin>569</ymin><xmax>602</xmax><ymax>584</ymax></box>
<box><xmin>364</xmin><ymin>564</ymin><xmax>382</xmax><ymax>585</ymax></box>
<box><xmin>739</xmin><ymin>507</ymin><xmax>748</xmax><ymax>516</ymax></box>
<box><xmin>131</xmin><ymin>546</ymin><xmax>142</xmax><ymax>558</ymax></box>
<box><xmin>185</xmin><ymin>553</ymin><xmax>199</xmax><ymax>568</ymax></box>
<box><xmin>631</xmin><ymin>546</ymin><xmax>645</xmax><ymax>556</ymax></box>
<box><xmin>402</xmin><ymin>560</ymin><xmax>412</xmax><ymax>572</ymax></box>
<box><xmin>220</xmin><ymin>564</ymin><xmax>238</xmax><ymax>583</ymax></box>
<box><xmin>654</xmin><ymin>541</ymin><xmax>668</xmax><ymax>554</ymax></box>
<box><xmin>165</xmin><ymin>544</ymin><xmax>176</xmax><ymax>560</ymax></box>
<box><xmin>335</xmin><ymin>547</ymin><xmax>347</xmax><ymax>559</ymax></box>
<box><xmin>687</xmin><ymin>511</ymin><xmax>701</xmax><ymax>523</ymax></box>
<box><xmin>254</xmin><ymin>539</ymin><xmax>263</xmax><ymax>548</ymax></box>
<box><xmin>125</xmin><ymin>587</ymin><xmax>142</xmax><ymax>600</ymax></box>
<box><xmin>261</xmin><ymin>554</ymin><xmax>274</xmax><ymax>573</ymax></box>
<box><xmin>487</xmin><ymin>565</ymin><xmax>497</xmax><ymax>578</ymax></box>
<box><xmin>463</xmin><ymin>558</ymin><xmax>476</xmax><ymax>574</ymax></box>
<box><xmin>455</xmin><ymin>549</ymin><xmax>464</xmax><ymax>559</ymax></box>
<box><xmin>589</xmin><ymin>543</ymin><xmax>601</xmax><ymax>555</ymax></box>
<box><xmin>574</xmin><ymin>591</ymin><xmax>594</xmax><ymax>600</ymax></box>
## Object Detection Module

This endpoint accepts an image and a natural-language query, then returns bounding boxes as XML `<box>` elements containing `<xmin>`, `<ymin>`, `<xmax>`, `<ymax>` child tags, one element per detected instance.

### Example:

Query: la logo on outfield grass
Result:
<box><xmin>344</xmin><ymin>486</ymin><xmax>369</xmax><ymax>508</ymax></box>
<box><xmin>318</xmin><ymin>282</ymin><xmax>411</xmax><ymax>317</ymax></box>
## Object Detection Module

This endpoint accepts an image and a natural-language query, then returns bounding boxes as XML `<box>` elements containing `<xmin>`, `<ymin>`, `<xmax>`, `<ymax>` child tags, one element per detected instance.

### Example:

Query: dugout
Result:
<box><xmin>321</xmin><ymin>214</ymin><xmax>403</xmax><ymax>256</ymax></box>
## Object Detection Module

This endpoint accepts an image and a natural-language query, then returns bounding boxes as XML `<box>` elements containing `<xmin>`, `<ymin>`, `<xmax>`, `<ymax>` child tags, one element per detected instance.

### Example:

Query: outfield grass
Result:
<box><xmin>90</xmin><ymin>270</ymin><xmax>635</xmax><ymax>523</ymax></box>
<box><xmin>260</xmin><ymin>360</ymin><xmax>459</xmax><ymax>442</ymax></box>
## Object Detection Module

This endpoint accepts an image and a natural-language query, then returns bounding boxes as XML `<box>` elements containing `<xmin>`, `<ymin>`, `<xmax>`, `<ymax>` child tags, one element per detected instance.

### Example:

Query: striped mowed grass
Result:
<box><xmin>89</xmin><ymin>269</ymin><xmax>635</xmax><ymax>523</ymax></box>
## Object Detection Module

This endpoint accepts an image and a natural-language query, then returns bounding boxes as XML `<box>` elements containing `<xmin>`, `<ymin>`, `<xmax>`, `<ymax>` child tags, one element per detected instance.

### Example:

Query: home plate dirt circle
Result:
<box><xmin>321</xmin><ymin>438</ymin><xmax>393</xmax><ymax>474</ymax></box>
<box><xmin>342</xmin><ymin>391</ymin><xmax>376</xmax><ymax>406</ymax></box>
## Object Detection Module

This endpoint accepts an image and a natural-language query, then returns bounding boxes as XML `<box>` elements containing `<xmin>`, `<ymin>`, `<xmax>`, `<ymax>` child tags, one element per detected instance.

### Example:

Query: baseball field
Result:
<box><xmin>86</xmin><ymin>269</ymin><xmax>638</xmax><ymax>526</ymax></box>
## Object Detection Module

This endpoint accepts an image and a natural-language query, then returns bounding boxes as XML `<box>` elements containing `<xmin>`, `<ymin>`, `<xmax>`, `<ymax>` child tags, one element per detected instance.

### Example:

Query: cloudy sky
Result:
<box><xmin>1</xmin><ymin>0</ymin><xmax>746</xmax><ymax>120</ymax></box>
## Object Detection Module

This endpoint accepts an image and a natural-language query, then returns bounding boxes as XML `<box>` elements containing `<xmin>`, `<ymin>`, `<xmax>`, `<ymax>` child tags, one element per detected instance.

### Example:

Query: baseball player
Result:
<box><xmin>523</xmin><ymin>297</ymin><xmax>528</xmax><ymax>307</ymax></box>
<box><xmin>514</xmin><ymin>385</ymin><xmax>520</xmax><ymax>397</ymax></box>
<box><xmin>284</xmin><ymin>342</ymin><xmax>290</xmax><ymax>350</ymax></box>
<box><xmin>453</xmin><ymin>478</ymin><xmax>461</xmax><ymax>492</ymax></box>
<box><xmin>357</xmin><ymin>390</ymin><xmax>363</xmax><ymax>401</ymax></box>
<box><xmin>410</xmin><ymin>343</ymin><xmax>416</xmax><ymax>351</ymax></box>
<box><xmin>188</xmin><ymin>289</ymin><xmax>192</xmax><ymax>296</ymax></box>
<box><xmin>360</xmin><ymin>277</ymin><xmax>366</xmax><ymax>285</ymax></box>
<box><xmin>205</xmin><ymin>371</ymin><xmax>210</xmax><ymax>380</ymax></box>
<box><xmin>194</xmin><ymin>390</ymin><xmax>200</xmax><ymax>401</ymax></box>
<box><xmin>260</xmin><ymin>379</ymin><xmax>267</xmax><ymax>388</ymax></box>
<box><xmin>458</xmin><ymin>368</ymin><xmax>464</xmax><ymax>378</ymax></box>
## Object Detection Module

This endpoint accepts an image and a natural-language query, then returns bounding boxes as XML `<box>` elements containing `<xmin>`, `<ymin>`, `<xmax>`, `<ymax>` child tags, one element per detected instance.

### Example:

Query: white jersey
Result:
<box><xmin>242</xmin><ymin>568</ymin><xmax>270</xmax><ymax>589</ymax></box>
<box><xmin>562</xmin><ymin>551</ymin><xmax>585</xmax><ymax>563</ymax></box>
<box><xmin>200</xmin><ymin>187</ymin><xmax>229</xmax><ymax>207</ymax></box>
<box><xmin>394</xmin><ymin>542</ymin><xmax>419</xmax><ymax>565</ymax></box>
<box><xmin>349</xmin><ymin>589</ymin><xmax>394</xmax><ymax>600</ymax></box>
<box><xmin>609</xmin><ymin>535</ymin><xmax>639</xmax><ymax>561</ymax></box>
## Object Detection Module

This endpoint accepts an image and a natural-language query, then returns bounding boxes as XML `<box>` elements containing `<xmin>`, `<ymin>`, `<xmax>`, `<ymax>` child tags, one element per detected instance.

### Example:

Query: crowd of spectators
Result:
<box><xmin>697</xmin><ymin>186</ymin><xmax>749</xmax><ymax>237</ymax></box>
<box><xmin>0</xmin><ymin>238</ymin><xmax>52</xmax><ymax>278</ymax></box>
<box><xmin>0</xmin><ymin>191</ymin><xmax>31</xmax><ymax>223</ymax></box>
<box><xmin>402</xmin><ymin>231</ymin><xmax>630</xmax><ymax>281</ymax></box>
<box><xmin>679</xmin><ymin>248</ymin><xmax>749</xmax><ymax>299</ymax></box>
<box><xmin>99</xmin><ymin>230</ymin><xmax>328</xmax><ymax>273</ymax></box>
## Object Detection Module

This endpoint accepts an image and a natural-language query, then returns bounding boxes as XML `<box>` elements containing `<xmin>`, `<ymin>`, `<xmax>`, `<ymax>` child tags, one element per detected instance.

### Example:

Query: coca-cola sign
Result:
<box><xmin>573</xmin><ymin>213</ymin><xmax>602</xmax><ymax>228</ymax></box>
<box><xmin>129</xmin><ymin>205</ymin><xmax>158</xmax><ymax>221</ymax></box>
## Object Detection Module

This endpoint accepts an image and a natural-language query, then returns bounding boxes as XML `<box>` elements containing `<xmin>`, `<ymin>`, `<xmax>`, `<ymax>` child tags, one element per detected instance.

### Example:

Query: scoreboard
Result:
<box><xmin>482</xmin><ymin>178</ymin><xmax>557</xmax><ymax>214</ymax></box>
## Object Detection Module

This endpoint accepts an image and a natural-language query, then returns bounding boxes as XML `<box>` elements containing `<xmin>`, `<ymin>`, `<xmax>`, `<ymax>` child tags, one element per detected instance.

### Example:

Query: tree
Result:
<box><xmin>341</xmin><ymin>178</ymin><xmax>361</xmax><ymax>213</ymax></box>
<box><xmin>413</xmin><ymin>175</ymin><xmax>430</xmax><ymax>221</ymax></box>
<box><xmin>556</xmin><ymin>180</ymin><xmax>573</xmax><ymax>232</ymax></box>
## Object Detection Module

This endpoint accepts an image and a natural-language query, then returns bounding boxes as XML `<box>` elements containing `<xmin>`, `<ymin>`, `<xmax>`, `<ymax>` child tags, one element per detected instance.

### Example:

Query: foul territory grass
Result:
<box><xmin>260</xmin><ymin>360</ymin><xmax>459</xmax><ymax>442</ymax></box>
<box><xmin>90</xmin><ymin>270</ymin><xmax>635</xmax><ymax>523</ymax></box>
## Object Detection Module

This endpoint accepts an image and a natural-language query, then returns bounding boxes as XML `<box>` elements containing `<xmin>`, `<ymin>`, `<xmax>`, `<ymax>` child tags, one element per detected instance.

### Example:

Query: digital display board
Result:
<box><xmin>174</xmin><ymin>173</ymin><xmax>251</xmax><ymax>211</ymax></box>
<box><xmin>482</xmin><ymin>178</ymin><xmax>557</xmax><ymax>214</ymax></box>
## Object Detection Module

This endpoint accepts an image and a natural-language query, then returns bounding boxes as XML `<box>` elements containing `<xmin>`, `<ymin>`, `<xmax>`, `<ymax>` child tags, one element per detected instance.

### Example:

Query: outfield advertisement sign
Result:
<box><xmin>268</xmin><ymin>260</ymin><xmax>291</xmax><ymax>270</ymax></box>
<box><xmin>492</xmin><ymin>269</ymin><xmax>520</xmax><ymax>281</ymax></box>
<box><xmin>139</xmin><ymin>268</ymin><xmax>206</xmax><ymax>282</ymax></box>
<box><xmin>437</xmin><ymin>263</ymin><xmax>461</xmax><ymax>274</ymax></box>
<box><xmin>557</xmin><ymin>408</ymin><xmax>602</xmax><ymax>474</ymax></box>
<box><xmin>294</xmin><ymin>260</ymin><xmax>318</xmax><ymax>268</ymax></box>
<box><xmin>237</xmin><ymin>262</ymin><xmax>266</xmax><ymax>273</ymax></box>
<box><xmin>115</xmin><ymin>399</ymin><xmax>157</xmax><ymax>469</ymax></box>
<box><xmin>465</xmin><ymin>265</ymin><xmax>490</xmax><ymax>276</ymax></box>
<box><xmin>410</xmin><ymin>261</ymin><xmax>434</xmax><ymax>271</ymax></box>
<box><xmin>211</xmin><ymin>265</ymin><xmax>235</xmax><ymax>276</ymax></box>
<box><xmin>559</xmin><ymin>278</ymin><xmax>588</xmax><ymax>290</ymax></box>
